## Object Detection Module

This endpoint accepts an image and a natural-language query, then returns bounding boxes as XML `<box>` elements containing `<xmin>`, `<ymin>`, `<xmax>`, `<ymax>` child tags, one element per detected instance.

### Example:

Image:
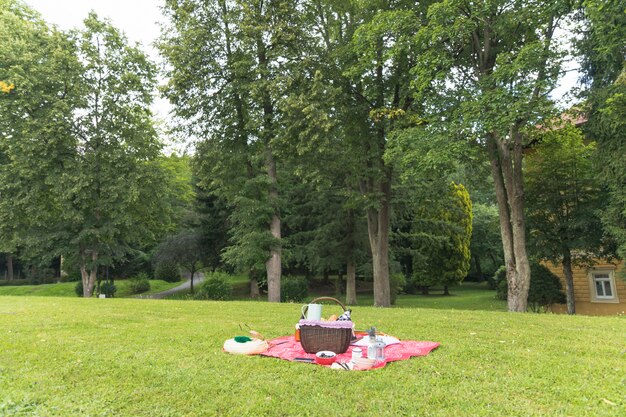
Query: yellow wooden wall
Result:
<box><xmin>545</xmin><ymin>260</ymin><xmax>626</xmax><ymax>316</ymax></box>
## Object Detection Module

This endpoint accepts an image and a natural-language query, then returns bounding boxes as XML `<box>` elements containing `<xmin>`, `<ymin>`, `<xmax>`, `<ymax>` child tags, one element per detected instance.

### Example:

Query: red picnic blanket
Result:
<box><xmin>260</xmin><ymin>335</ymin><xmax>439</xmax><ymax>370</ymax></box>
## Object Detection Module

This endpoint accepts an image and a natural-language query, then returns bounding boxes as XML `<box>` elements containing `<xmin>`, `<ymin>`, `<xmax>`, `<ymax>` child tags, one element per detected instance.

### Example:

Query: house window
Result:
<box><xmin>589</xmin><ymin>269</ymin><xmax>619</xmax><ymax>303</ymax></box>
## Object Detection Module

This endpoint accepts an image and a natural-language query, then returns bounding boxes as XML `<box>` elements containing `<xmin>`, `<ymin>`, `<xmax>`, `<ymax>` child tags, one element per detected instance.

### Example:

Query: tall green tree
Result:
<box><xmin>469</xmin><ymin>203</ymin><xmax>503</xmax><ymax>281</ymax></box>
<box><xmin>160</xmin><ymin>0</ymin><xmax>310</xmax><ymax>302</ymax></box>
<box><xmin>525</xmin><ymin>124</ymin><xmax>605</xmax><ymax>314</ymax></box>
<box><xmin>408</xmin><ymin>182</ymin><xmax>472</xmax><ymax>295</ymax></box>
<box><xmin>62</xmin><ymin>13</ymin><xmax>165</xmax><ymax>297</ymax></box>
<box><xmin>302</xmin><ymin>0</ymin><xmax>427</xmax><ymax>306</ymax></box>
<box><xmin>0</xmin><ymin>0</ymin><xmax>81</xmax><ymax>279</ymax></box>
<box><xmin>413</xmin><ymin>0</ymin><xmax>572</xmax><ymax>311</ymax></box>
<box><xmin>577</xmin><ymin>0</ymin><xmax>626</xmax><ymax>261</ymax></box>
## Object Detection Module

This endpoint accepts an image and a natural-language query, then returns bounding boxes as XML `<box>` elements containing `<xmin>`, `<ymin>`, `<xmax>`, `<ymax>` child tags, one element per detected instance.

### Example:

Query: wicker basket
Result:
<box><xmin>299</xmin><ymin>297</ymin><xmax>352</xmax><ymax>354</ymax></box>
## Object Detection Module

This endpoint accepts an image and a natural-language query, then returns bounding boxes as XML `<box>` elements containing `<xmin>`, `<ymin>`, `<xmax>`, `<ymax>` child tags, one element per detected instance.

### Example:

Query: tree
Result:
<box><xmin>61</xmin><ymin>13</ymin><xmax>164</xmax><ymax>297</ymax></box>
<box><xmin>413</xmin><ymin>0</ymin><xmax>572</xmax><ymax>311</ymax></box>
<box><xmin>301</xmin><ymin>0</ymin><xmax>427</xmax><ymax>306</ymax></box>
<box><xmin>409</xmin><ymin>182</ymin><xmax>472</xmax><ymax>295</ymax></box>
<box><xmin>0</xmin><ymin>0</ymin><xmax>81</xmax><ymax>280</ymax></box>
<box><xmin>154</xmin><ymin>230</ymin><xmax>206</xmax><ymax>294</ymax></box>
<box><xmin>160</xmin><ymin>0</ymin><xmax>311</xmax><ymax>302</ymax></box>
<box><xmin>526</xmin><ymin>124</ymin><xmax>607</xmax><ymax>314</ymax></box>
<box><xmin>470</xmin><ymin>203</ymin><xmax>503</xmax><ymax>282</ymax></box>
<box><xmin>577</xmin><ymin>0</ymin><xmax>626</xmax><ymax>261</ymax></box>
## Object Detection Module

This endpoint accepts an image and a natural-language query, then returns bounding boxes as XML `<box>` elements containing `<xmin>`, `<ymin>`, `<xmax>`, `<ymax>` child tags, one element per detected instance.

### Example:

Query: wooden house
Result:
<box><xmin>545</xmin><ymin>260</ymin><xmax>626</xmax><ymax>315</ymax></box>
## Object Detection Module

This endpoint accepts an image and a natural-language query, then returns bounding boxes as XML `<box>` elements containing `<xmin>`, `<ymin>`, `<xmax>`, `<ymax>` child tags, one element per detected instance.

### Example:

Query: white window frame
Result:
<box><xmin>588</xmin><ymin>268</ymin><xmax>619</xmax><ymax>303</ymax></box>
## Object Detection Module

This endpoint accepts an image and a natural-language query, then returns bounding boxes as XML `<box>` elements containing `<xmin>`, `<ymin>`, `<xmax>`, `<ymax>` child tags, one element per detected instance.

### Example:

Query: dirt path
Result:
<box><xmin>138</xmin><ymin>272</ymin><xmax>205</xmax><ymax>299</ymax></box>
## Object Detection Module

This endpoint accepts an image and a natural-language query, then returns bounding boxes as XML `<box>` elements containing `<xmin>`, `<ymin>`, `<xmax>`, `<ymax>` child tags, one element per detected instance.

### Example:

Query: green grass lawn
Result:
<box><xmin>0</xmin><ymin>280</ymin><xmax>181</xmax><ymax>298</ymax></box>
<box><xmin>1</xmin><ymin>297</ymin><xmax>623</xmax><ymax>416</ymax></box>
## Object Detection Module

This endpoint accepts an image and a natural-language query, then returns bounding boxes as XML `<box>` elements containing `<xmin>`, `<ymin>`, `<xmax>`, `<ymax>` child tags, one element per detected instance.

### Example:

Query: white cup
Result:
<box><xmin>302</xmin><ymin>303</ymin><xmax>322</xmax><ymax>321</ymax></box>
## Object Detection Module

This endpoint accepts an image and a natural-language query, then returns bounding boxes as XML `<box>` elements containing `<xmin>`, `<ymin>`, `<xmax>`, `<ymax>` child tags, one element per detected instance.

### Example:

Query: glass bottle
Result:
<box><xmin>367</xmin><ymin>327</ymin><xmax>377</xmax><ymax>359</ymax></box>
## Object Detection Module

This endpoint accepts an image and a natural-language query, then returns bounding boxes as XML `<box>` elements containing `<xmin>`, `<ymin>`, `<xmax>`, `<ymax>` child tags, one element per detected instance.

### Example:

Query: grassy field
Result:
<box><xmin>0</xmin><ymin>279</ymin><xmax>181</xmax><ymax>298</ymax></box>
<box><xmin>1</xmin><ymin>297</ymin><xmax>624</xmax><ymax>416</ymax></box>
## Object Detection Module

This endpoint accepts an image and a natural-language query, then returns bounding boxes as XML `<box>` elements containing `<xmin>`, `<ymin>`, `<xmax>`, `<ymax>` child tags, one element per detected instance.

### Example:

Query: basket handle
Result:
<box><xmin>308</xmin><ymin>296</ymin><xmax>348</xmax><ymax>313</ymax></box>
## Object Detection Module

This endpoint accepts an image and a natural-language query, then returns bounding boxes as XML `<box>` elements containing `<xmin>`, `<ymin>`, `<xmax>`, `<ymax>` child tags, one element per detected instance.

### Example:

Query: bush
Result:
<box><xmin>495</xmin><ymin>263</ymin><xmax>566</xmax><ymax>311</ymax></box>
<box><xmin>390</xmin><ymin>273</ymin><xmax>407</xmax><ymax>305</ymax></box>
<box><xmin>0</xmin><ymin>279</ymin><xmax>31</xmax><ymax>287</ymax></box>
<box><xmin>195</xmin><ymin>272</ymin><xmax>233</xmax><ymax>300</ymax></box>
<box><xmin>129</xmin><ymin>273</ymin><xmax>151</xmax><ymax>294</ymax></box>
<box><xmin>154</xmin><ymin>262</ymin><xmax>181</xmax><ymax>283</ymax></box>
<box><xmin>99</xmin><ymin>282</ymin><xmax>117</xmax><ymax>298</ymax></box>
<box><xmin>64</xmin><ymin>271</ymin><xmax>82</xmax><ymax>282</ymax></box>
<box><xmin>280</xmin><ymin>276</ymin><xmax>308</xmax><ymax>302</ymax></box>
<box><xmin>75</xmin><ymin>281</ymin><xmax>83</xmax><ymax>297</ymax></box>
<box><xmin>494</xmin><ymin>266</ymin><xmax>507</xmax><ymax>299</ymax></box>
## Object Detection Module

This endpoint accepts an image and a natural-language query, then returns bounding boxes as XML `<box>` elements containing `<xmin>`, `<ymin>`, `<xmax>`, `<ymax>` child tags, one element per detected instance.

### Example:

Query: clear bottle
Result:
<box><xmin>374</xmin><ymin>337</ymin><xmax>386</xmax><ymax>361</ymax></box>
<box><xmin>367</xmin><ymin>327</ymin><xmax>377</xmax><ymax>359</ymax></box>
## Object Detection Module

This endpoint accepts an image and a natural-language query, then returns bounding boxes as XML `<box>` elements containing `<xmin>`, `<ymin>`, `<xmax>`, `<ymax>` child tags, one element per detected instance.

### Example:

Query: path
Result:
<box><xmin>138</xmin><ymin>272</ymin><xmax>205</xmax><ymax>299</ymax></box>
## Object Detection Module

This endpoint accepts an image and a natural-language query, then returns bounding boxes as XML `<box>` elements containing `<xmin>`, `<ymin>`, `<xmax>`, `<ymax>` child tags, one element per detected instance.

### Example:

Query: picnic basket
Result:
<box><xmin>299</xmin><ymin>297</ymin><xmax>352</xmax><ymax>354</ymax></box>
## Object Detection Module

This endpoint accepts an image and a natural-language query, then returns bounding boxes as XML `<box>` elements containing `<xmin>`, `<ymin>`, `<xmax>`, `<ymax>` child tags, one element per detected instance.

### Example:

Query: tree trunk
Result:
<box><xmin>250</xmin><ymin>277</ymin><xmax>260</xmax><ymax>298</ymax></box>
<box><xmin>487</xmin><ymin>132</ymin><xmax>530</xmax><ymax>312</ymax></box>
<box><xmin>266</xmin><ymin>147</ymin><xmax>281</xmax><ymax>303</ymax></box>
<box><xmin>346</xmin><ymin>258</ymin><xmax>357</xmax><ymax>305</ymax></box>
<box><xmin>443</xmin><ymin>285</ymin><xmax>450</xmax><ymax>296</ymax></box>
<box><xmin>562</xmin><ymin>251</ymin><xmax>576</xmax><ymax>314</ymax></box>
<box><xmin>473</xmin><ymin>254</ymin><xmax>483</xmax><ymax>282</ymax></box>
<box><xmin>256</xmin><ymin>26</ymin><xmax>281</xmax><ymax>303</ymax></box>
<box><xmin>365</xmin><ymin>173</ymin><xmax>392</xmax><ymax>307</ymax></box>
<box><xmin>6</xmin><ymin>253</ymin><xmax>13</xmax><ymax>281</ymax></box>
<box><xmin>190</xmin><ymin>266</ymin><xmax>196</xmax><ymax>295</ymax></box>
<box><xmin>80</xmin><ymin>250</ymin><xmax>98</xmax><ymax>297</ymax></box>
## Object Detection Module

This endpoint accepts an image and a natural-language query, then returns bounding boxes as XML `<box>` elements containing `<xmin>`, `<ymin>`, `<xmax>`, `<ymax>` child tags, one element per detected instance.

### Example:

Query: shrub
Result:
<box><xmin>0</xmin><ymin>279</ymin><xmax>31</xmax><ymax>287</ymax></box>
<box><xmin>390</xmin><ymin>273</ymin><xmax>407</xmax><ymax>305</ymax></box>
<box><xmin>195</xmin><ymin>272</ymin><xmax>233</xmax><ymax>300</ymax></box>
<box><xmin>65</xmin><ymin>271</ymin><xmax>82</xmax><ymax>282</ymax></box>
<box><xmin>494</xmin><ymin>266</ymin><xmax>507</xmax><ymax>299</ymax></box>
<box><xmin>99</xmin><ymin>282</ymin><xmax>117</xmax><ymax>298</ymax></box>
<box><xmin>280</xmin><ymin>276</ymin><xmax>308</xmax><ymax>302</ymax></box>
<box><xmin>75</xmin><ymin>281</ymin><xmax>83</xmax><ymax>297</ymax></box>
<box><xmin>129</xmin><ymin>273</ymin><xmax>151</xmax><ymax>294</ymax></box>
<box><xmin>154</xmin><ymin>262</ymin><xmax>181</xmax><ymax>283</ymax></box>
<box><xmin>495</xmin><ymin>263</ymin><xmax>566</xmax><ymax>311</ymax></box>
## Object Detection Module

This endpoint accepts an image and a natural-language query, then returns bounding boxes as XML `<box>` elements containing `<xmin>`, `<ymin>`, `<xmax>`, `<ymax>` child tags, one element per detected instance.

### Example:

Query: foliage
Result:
<box><xmin>154</xmin><ymin>230</ymin><xmax>206</xmax><ymax>280</ymax></box>
<box><xmin>389</xmin><ymin>273</ymin><xmax>406</xmax><ymax>305</ymax></box>
<box><xmin>0</xmin><ymin>0</ymin><xmax>80</xmax><ymax>269</ymax></box>
<box><xmin>469</xmin><ymin>203</ymin><xmax>503</xmax><ymax>280</ymax></box>
<box><xmin>1</xmin><ymin>296</ymin><xmax>624</xmax><ymax>416</ymax></box>
<box><xmin>195</xmin><ymin>272</ymin><xmax>233</xmax><ymax>301</ymax></box>
<box><xmin>280</xmin><ymin>276</ymin><xmax>308</xmax><ymax>303</ymax></box>
<box><xmin>525</xmin><ymin>125</ymin><xmax>605</xmax><ymax>261</ymax></box>
<box><xmin>74</xmin><ymin>281</ymin><xmax>84</xmax><ymax>297</ymax></box>
<box><xmin>411</xmin><ymin>183</ymin><xmax>473</xmax><ymax>292</ymax></box>
<box><xmin>0</xmin><ymin>5</ymin><xmax>174</xmax><ymax>298</ymax></box>
<box><xmin>129</xmin><ymin>273</ymin><xmax>151</xmax><ymax>294</ymax></box>
<box><xmin>577</xmin><ymin>1</ymin><xmax>625</xmax><ymax>260</ymax></box>
<box><xmin>412</xmin><ymin>0</ymin><xmax>573</xmax><ymax>311</ymax></box>
<box><xmin>99</xmin><ymin>282</ymin><xmax>117</xmax><ymax>298</ymax></box>
<box><xmin>525</xmin><ymin>123</ymin><xmax>607</xmax><ymax>312</ymax></box>
<box><xmin>154</xmin><ymin>261</ymin><xmax>180</xmax><ymax>283</ymax></box>
<box><xmin>496</xmin><ymin>263</ymin><xmax>566</xmax><ymax>312</ymax></box>
<box><xmin>160</xmin><ymin>0</ymin><xmax>313</xmax><ymax>302</ymax></box>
